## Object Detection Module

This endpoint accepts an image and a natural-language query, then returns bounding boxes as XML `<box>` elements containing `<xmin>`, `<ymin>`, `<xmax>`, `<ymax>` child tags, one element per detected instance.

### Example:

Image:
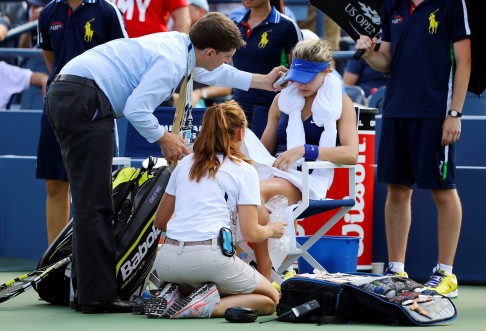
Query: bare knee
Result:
<box><xmin>431</xmin><ymin>189</ymin><xmax>459</xmax><ymax>206</ymax></box>
<box><xmin>387</xmin><ymin>184</ymin><xmax>412</xmax><ymax>203</ymax></box>
<box><xmin>259</xmin><ymin>296</ymin><xmax>277</xmax><ymax>315</ymax></box>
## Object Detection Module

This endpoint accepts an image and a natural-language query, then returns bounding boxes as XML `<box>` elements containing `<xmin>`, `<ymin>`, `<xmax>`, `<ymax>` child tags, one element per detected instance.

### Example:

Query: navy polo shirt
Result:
<box><xmin>232</xmin><ymin>7</ymin><xmax>302</xmax><ymax>107</ymax></box>
<box><xmin>38</xmin><ymin>0</ymin><xmax>127</xmax><ymax>84</ymax></box>
<box><xmin>380</xmin><ymin>0</ymin><xmax>470</xmax><ymax>119</ymax></box>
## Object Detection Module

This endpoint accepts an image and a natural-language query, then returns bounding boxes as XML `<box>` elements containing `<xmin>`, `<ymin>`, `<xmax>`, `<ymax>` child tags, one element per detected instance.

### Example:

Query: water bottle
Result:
<box><xmin>266</xmin><ymin>194</ymin><xmax>288</xmax><ymax>223</ymax></box>
<box><xmin>265</xmin><ymin>195</ymin><xmax>289</xmax><ymax>270</ymax></box>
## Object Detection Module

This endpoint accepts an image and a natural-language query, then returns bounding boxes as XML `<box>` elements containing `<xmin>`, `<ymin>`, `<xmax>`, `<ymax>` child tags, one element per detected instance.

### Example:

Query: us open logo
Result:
<box><xmin>345</xmin><ymin>2</ymin><xmax>381</xmax><ymax>36</ymax></box>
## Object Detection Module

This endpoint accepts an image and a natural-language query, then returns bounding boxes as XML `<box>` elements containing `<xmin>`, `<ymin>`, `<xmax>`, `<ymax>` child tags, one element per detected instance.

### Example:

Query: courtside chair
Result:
<box><xmin>368</xmin><ymin>85</ymin><xmax>386</xmax><ymax>112</ymax></box>
<box><xmin>345</xmin><ymin>85</ymin><xmax>366</xmax><ymax>105</ymax></box>
<box><xmin>20</xmin><ymin>86</ymin><xmax>44</xmax><ymax>110</ymax></box>
<box><xmin>239</xmin><ymin>107</ymin><xmax>360</xmax><ymax>285</ymax></box>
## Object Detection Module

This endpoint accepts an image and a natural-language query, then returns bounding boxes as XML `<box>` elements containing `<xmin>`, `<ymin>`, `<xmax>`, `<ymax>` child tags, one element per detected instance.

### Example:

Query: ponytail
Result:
<box><xmin>190</xmin><ymin>101</ymin><xmax>252</xmax><ymax>182</ymax></box>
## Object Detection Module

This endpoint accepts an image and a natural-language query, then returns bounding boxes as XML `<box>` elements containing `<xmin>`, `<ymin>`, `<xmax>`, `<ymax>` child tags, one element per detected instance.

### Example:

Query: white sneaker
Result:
<box><xmin>145</xmin><ymin>283</ymin><xmax>181</xmax><ymax>318</ymax></box>
<box><xmin>167</xmin><ymin>283</ymin><xmax>220</xmax><ymax>318</ymax></box>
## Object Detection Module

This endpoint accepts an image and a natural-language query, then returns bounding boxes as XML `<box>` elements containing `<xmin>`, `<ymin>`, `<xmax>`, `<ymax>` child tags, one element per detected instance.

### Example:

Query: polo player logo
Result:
<box><xmin>428</xmin><ymin>9</ymin><xmax>439</xmax><ymax>34</ymax></box>
<box><xmin>84</xmin><ymin>19</ymin><xmax>95</xmax><ymax>42</ymax></box>
<box><xmin>258</xmin><ymin>31</ymin><xmax>270</xmax><ymax>48</ymax></box>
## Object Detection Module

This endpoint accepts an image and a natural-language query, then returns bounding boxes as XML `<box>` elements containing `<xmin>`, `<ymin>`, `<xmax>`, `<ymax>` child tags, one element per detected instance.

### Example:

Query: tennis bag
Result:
<box><xmin>34</xmin><ymin>158</ymin><xmax>171</xmax><ymax>305</ymax></box>
<box><xmin>277</xmin><ymin>274</ymin><xmax>457</xmax><ymax>326</ymax></box>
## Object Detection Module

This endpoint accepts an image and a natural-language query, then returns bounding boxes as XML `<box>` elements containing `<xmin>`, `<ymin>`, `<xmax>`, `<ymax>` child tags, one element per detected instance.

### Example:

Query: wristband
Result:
<box><xmin>304</xmin><ymin>144</ymin><xmax>319</xmax><ymax>161</ymax></box>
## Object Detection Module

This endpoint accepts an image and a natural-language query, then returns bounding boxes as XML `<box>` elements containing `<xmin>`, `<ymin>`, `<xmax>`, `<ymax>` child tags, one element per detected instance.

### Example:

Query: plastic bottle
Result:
<box><xmin>265</xmin><ymin>195</ymin><xmax>289</xmax><ymax>270</ymax></box>
<box><xmin>266</xmin><ymin>194</ymin><xmax>288</xmax><ymax>222</ymax></box>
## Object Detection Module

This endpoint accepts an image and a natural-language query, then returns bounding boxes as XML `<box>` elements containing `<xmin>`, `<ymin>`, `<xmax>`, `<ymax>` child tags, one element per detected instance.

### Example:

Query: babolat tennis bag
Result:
<box><xmin>34</xmin><ymin>157</ymin><xmax>171</xmax><ymax>305</ymax></box>
<box><xmin>277</xmin><ymin>273</ymin><xmax>457</xmax><ymax>326</ymax></box>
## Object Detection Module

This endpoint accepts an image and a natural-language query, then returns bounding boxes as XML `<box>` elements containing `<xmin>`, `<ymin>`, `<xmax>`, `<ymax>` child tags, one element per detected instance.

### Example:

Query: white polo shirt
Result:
<box><xmin>0</xmin><ymin>61</ymin><xmax>32</xmax><ymax>109</ymax></box>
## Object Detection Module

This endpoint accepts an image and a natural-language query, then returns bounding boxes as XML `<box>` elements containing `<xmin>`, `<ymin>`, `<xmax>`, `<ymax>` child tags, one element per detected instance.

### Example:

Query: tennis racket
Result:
<box><xmin>0</xmin><ymin>255</ymin><xmax>72</xmax><ymax>304</ymax></box>
<box><xmin>170</xmin><ymin>71</ymin><xmax>194</xmax><ymax>169</ymax></box>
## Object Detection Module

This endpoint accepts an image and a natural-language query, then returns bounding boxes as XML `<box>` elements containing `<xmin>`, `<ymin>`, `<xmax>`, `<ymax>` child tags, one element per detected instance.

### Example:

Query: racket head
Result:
<box><xmin>0</xmin><ymin>270</ymin><xmax>42</xmax><ymax>303</ymax></box>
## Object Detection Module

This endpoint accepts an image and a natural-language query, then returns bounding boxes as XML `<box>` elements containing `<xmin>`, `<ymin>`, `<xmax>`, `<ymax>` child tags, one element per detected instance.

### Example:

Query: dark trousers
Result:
<box><xmin>46</xmin><ymin>77</ymin><xmax>117</xmax><ymax>304</ymax></box>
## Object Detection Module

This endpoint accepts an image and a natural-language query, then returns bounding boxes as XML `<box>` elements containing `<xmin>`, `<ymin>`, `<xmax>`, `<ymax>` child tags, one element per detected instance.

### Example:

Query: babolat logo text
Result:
<box><xmin>149</xmin><ymin>185</ymin><xmax>162</xmax><ymax>204</ymax></box>
<box><xmin>120</xmin><ymin>224</ymin><xmax>161</xmax><ymax>281</ymax></box>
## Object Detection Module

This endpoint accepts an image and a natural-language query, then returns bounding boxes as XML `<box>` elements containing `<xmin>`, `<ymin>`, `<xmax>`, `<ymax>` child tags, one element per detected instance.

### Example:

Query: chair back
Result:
<box><xmin>345</xmin><ymin>85</ymin><xmax>366</xmax><ymax>105</ymax></box>
<box><xmin>20</xmin><ymin>86</ymin><xmax>44</xmax><ymax>110</ymax></box>
<box><xmin>368</xmin><ymin>85</ymin><xmax>386</xmax><ymax>112</ymax></box>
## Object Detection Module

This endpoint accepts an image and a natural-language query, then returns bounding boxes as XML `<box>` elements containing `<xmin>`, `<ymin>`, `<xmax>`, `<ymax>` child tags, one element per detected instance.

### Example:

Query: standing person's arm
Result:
<box><xmin>31</xmin><ymin>71</ymin><xmax>49</xmax><ymax>95</ymax></box>
<box><xmin>355</xmin><ymin>36</ymin><xmax>392</xmax><ymax>74</ymax></box>
<box><xmin>170</xmin><ymin>6</ymin><xmax>191</xmax><ymax>33</ymax></box>
<box><xmin>42</xmin><ymin>50</ymin><xmax>54</xmax><ymax>74</ymax></box>
<box><xmin>441</xmin><ymin>38</ymin><xmax>471</xmax><ymax>146</ymax></box>
<box><xmin>0</xmin><ymin>15</ymin><xmax>10</xmax><ymax>42</ymax></box>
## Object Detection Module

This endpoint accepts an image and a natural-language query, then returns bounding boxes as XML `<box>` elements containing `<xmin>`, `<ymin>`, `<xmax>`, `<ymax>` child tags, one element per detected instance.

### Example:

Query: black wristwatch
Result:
<box><xmin>448</xmin><ymin>109</ymin><xmax>462</xmax><ymax>118</ymax></box>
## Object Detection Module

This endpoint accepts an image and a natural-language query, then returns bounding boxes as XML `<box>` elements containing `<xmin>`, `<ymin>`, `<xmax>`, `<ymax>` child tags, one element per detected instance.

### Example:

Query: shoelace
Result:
<box><xmin>425</xmin><ymin>274</ymin><xmax>443</xmax><ymax>287</ymax></box>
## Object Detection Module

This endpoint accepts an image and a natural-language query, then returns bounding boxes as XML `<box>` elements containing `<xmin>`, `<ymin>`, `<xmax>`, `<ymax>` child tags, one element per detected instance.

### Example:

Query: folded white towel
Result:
<box><xmin>278</xmin><ymin>73</ymin><xmax>343</xmax><ymax>164</ymax></box>
<box><xmin>241</xmin><ymin>129</ymin><xmax>332</xmax><ymax>200</ymax></box>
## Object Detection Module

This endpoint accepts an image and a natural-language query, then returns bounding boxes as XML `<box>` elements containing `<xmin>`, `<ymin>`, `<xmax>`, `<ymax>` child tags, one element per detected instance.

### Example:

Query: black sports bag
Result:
<box><xmin>34</xmin><ymin>158</ymin><xmax>170</xmax><ymax>305</ymax></box>
<box><xmin>277</xmin><ymin>273</ymin><xmax>457</xmax><ymax>326</ymax></box>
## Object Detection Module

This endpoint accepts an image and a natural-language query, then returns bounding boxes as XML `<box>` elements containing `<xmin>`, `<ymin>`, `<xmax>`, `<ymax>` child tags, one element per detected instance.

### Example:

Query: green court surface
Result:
<box><xmin>1</xmin><ymin>262</ymin><xmax>486</xmax><ymax>331</ymax></box>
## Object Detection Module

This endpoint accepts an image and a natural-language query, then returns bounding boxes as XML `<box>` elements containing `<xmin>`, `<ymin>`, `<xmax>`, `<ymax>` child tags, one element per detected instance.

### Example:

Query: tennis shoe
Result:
<box><xmin>424</xmin><ymin>268</ymin><xmax>458</xmax><ymax>299</ymax></box>
<box><xmin>167</xmin><ymin>283</ymin><xmax>220</xmax><ymax>318</ymax></box>
<box><xmin>144</xmin><ymin>282</ymin><xmax>181</xmax><ymax>318</ymax></box>
<box><xmin>384</xmin><ymin>263</ymin><xmax>408</xmax><ymax>278</ymax></box>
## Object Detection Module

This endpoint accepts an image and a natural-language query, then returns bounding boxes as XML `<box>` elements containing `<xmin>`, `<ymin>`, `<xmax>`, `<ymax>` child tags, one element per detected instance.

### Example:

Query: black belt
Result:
<box><xmin>164</xmin><ymin>238</ymin><xmax>220</xmax><ymax>246</ymax></box>
<box><xmin>54</xmin><ymin>74</ymin><xmax>99</xmax><ymax>89</ymax></box>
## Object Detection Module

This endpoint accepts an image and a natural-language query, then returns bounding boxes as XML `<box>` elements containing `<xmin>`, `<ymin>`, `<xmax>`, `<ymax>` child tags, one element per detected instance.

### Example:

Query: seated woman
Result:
<box><xmin>150</xmin><ymin>101</ymin><xmax>286</xmax><ymax>319</ymax></box>
<box><xmin>249</xmin><ymin>39</ymin><xmax>359</xmax><ymax>279</ymax></box>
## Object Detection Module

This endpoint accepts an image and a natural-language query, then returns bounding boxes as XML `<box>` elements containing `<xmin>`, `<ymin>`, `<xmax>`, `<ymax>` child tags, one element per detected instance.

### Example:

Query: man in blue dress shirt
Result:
<box><xmin>46</xmin><ymin>12</ymin><xmax>285</xmax><ymax>314</ymax></box>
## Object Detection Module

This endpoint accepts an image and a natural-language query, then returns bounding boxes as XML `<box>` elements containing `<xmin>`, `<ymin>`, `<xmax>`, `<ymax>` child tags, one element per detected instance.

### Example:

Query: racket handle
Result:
<box><xmin>353</xmin><ymin>48</ymin><xmax>366</xmax><ymax>60</ymax></box>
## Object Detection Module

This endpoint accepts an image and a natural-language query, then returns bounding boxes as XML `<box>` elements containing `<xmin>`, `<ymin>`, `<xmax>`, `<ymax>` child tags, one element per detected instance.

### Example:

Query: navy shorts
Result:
<box><xmin>377</xmin><ymin>118</ymin><xmax>456</xmax><ymax>190</ymax></box>
<box><xmin>36</xmin><ymin>112</ymin><xmax>68</xmax><ymax>181</ymax></box>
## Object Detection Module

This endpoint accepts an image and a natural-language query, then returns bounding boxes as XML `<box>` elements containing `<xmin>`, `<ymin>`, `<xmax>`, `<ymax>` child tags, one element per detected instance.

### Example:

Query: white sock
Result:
<box><xmin>436</xmin><ymin>263</ymin><xmax>453</xmax><ymax>275</ymax></box>
<box><xmin>388</xmin><ymin>262</ymin><xmax>405</xmax><ymax>273</ymax></box>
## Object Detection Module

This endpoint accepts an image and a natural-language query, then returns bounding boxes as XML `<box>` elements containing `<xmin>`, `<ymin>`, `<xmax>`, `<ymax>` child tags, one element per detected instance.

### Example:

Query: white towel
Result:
<box><xmin>241</xmin><ymin>129</ymin><xmax>332</xmax><ymax>200</ymax></box>
<box><xmin>278</xmin><ymin>73</ymin><xmax>342</xmax><ymax>163</ymax></box>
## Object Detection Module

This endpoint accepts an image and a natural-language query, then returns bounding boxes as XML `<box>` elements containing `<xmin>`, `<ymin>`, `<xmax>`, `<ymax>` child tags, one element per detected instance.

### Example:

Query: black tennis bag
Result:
<box><xmin>277</xmin><ymin>274</ymin><xmax>457</xmax><ymax>326</ymax></box>
<box><xmin>34</xmin><ymin>158</ymin><xmax>171</xmax><ymax>305</ymax></box>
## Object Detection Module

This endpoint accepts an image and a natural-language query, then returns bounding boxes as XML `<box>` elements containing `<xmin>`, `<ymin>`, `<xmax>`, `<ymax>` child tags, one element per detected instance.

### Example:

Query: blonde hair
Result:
<box><xmin>190</xmin><ymin>101</ymin><xmax>252</xmax><ymax>182</ymax></box>
<box><xmin>291</xmin><ymin>39</ymin><xmax>334</xmax><ymax>64</ymax></box>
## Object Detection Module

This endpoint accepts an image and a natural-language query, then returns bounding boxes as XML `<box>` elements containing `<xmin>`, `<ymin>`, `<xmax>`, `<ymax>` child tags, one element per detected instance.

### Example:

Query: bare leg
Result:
<box><xmin>211</xmin><ymin>273</ymin><xmax>280</xmax><ymax>317</ymax></box>
<box><xmin>385</xmin><ymin>184</ymin><xmax>412</xmax><ymax>263</ymax></box>
<box><xmin>45</xmin><ymin>179</ymin><xmax>70</xmax><ymax>245</ymax></box>
<box><xmin>254</xmin><ymin>178</ymin><xmax>301</xmax><ymax>279</ymax></box>
<box><xmin>431</xmin><ymin>189</ymin><xmax>462</xmax><ymax>266</ymax></box>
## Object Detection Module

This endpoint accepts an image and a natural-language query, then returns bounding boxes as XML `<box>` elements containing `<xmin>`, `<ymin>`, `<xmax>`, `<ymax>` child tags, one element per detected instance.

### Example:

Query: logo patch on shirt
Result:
<box><xmin>50</xmin><ymin>21</ymin><xmax>63</xmax><ymax>31</ymax></box>
<box><xmin>428</xmin><ymin>9</ymin><xmax>439</xmax><ymax>34</ymax></box>
<box><xmin>84</xmin><ymin>18</ymin><xmax>95</xmax><ymax>42</ymax></box>
<box><xmin>391</xmin><ymin>15</ymin><xmax>403</xmax><ymax>24</ymax></box>
<box><xmin>258</xmin><ymin>30</ymin><xmax>271</xmax><ymax>49</ymax></box>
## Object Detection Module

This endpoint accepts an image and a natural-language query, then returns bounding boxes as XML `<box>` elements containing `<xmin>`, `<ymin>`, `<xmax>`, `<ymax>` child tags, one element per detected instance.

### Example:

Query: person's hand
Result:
<box><xmin>355</xmin><ymin>35</ymin><xmax>379</xmax><ymax>58</ymax></box>
<box><xmin>442</xmin><ymin>116</ymin><xmax>461</xmax><ymax>146</ymax></box>
<box><xmin>268</xmin><ymin>221</ymin><xmax>287</xmax><ymax>239</ymax></box>
<box><xmin>273</xmin><ymin>146</ymin><xmax>305</xmax><ymax>171</ymax></box>
<box><xmin>157</xmin><ymin>132</ymin><xmax>190</xmax><ymax>161</ymax></box>
<box><xmin>258</xmin><ymin>65</ymin><xmax>288</xmax><ymax>92</ymax></box>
